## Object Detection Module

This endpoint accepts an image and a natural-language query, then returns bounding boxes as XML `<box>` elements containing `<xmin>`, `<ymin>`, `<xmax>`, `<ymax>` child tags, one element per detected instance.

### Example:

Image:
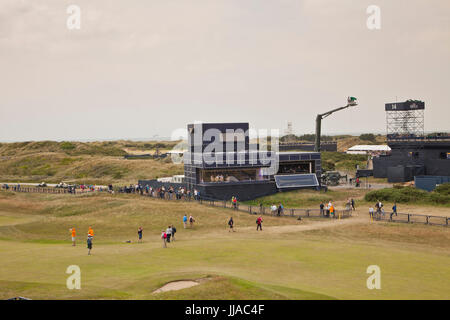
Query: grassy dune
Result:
<box><xmin>0</xmin><ymin>141</ymin><xmax>183</xmax><ymax>185</ymax></box>
<box><xmin>0</xmin><ymin>191</ymin><xmax>449</xmax><ymax>300</ymax></box>
<box><xmin>0</xmin><ymin>137</ymin><xmax>384</xmax><ymax>186</ymax></box>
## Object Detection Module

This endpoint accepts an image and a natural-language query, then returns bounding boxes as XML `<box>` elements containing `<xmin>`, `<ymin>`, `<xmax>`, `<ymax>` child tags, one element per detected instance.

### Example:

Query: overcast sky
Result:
<box><xmin>1</xmin><ymin>0</ymin><xmax>449</xmax><ymax>141</ymax></box>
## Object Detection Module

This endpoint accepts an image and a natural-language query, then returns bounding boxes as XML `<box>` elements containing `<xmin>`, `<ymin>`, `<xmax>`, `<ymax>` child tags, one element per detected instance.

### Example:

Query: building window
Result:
<box><xmin>198</xmin><ymin>168</ymin><xmax>268</xmax><ymax>183</ymax></box>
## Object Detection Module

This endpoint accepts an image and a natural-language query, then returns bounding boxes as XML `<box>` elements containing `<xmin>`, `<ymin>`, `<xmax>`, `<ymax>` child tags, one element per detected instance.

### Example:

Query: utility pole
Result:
<box><xmin>314</xmin><ymin>97</ymin><xmax>358</xmax><ymax>152</ymax></box>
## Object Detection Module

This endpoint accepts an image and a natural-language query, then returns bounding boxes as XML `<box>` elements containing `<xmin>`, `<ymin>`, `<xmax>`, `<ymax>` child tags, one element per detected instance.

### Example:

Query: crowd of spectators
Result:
<box><xmin>113</xmin><ymin>184</ymin><xmax>201</xmax><ymax>201</ymax></box>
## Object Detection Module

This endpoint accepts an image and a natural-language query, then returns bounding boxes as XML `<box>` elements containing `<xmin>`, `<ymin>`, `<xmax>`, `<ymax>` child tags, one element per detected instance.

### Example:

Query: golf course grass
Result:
<box><xmin>0</xmin><ymin>191</ymin><xmax>449</xmax><ymax>300</ymax></box>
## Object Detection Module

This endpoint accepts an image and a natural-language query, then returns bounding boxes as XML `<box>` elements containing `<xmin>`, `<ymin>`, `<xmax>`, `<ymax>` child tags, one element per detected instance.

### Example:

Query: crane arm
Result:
<box><xmin>314</xmin><ymin>97</ymin><xmax>358</xmax><ymax>152</ymax></box>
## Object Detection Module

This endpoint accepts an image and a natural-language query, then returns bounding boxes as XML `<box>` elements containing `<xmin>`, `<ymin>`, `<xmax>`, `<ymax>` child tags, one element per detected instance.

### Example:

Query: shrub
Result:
<box><xmin>321</xmin><ymin>152</ymin><xmax>366</xmax><ymax>162</ymax></box>
<box><xmin>359</xmin><ymin>133</ymin><xmax>376</xmax><ymax>142</ymax></box>
<box><xmin>435</xmin><ymin>183</ymin><xmax>450</xmax><ymax>196</ymax></box>
<box><xmin>336</xmin><ymin>160</ymin><xmax>366</xmax><ymax>171</ymax></box>
<box><xmin>364</xmin><ymin>186</ymin><xmax>450</xmax><ymax>205</ymax></box>
<box><xmin>322</xmin><ymin>160</ymin><xmax>335</xmax><ymax>171</ymax></box>
<box><xmin>60</xmin><ymin>142</ymin><xmax>76</xmax><ymax>150</ymax></box>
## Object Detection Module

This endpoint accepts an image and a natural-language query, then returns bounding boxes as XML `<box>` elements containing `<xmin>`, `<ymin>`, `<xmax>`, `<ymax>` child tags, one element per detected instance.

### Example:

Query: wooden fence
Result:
<box><xmin>1</xmin><ymin>185</ymin><xmax>351</xmax><ymax>220</ymax></box>
<box><xmin>373</xmin><ymin>211</ymin><xmax>449</xmax><ymax>227</ymax></box>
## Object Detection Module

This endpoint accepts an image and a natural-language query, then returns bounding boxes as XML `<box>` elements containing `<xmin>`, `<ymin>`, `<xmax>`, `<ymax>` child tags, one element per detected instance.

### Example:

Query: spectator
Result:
<box><xmin>256</xmin><ymin>216</ymin><xmax>263</xmax><ymax>231</ymax></box>
<box><xmin>70</xmin><ymin>227</ymin><xmax>76</xmax><ymax>246</ymax></box>
<box><xmin>228</xmin><ymin>217</ymin><xmax>235</xmax><ymax>232</ymax></box>
<box><xmin>390</xmin><ymin>203</ymin><xmax>398</xmax><ymax>220</ymax></box>
<box><xmin>137</xmin><ymin>226</ymin><xmax>143</xmax><ymax>243</ymax></box>
<box><xmin>277</xmin><ymin>203</ymin><xmax>283</xmax><ymax>216</ymax></box>
<box><xmin>166</xmin><ymin>225</ymin><xmax>172</xmax><ymax>243</ymax></box>
<box><xmin>345</xmin><ymin>199</ymin><xmax>351</xmax><ymax>211</ymax></box>
<box><xmin>161</xmin><ymin>230</ymin><xmax>167</xmax><ymax>248</ymax></box>
<box><xmin>171</xmin><ymin>225</ymin><xmax>177</xmax><ymax>241</ymax></box>
<box><xmin>271</xmin><ymin>204</ymin><xmax>277</xmax><ymax>216</ymax></box>
<box><xmin>232</xmin><ymin>196</ymin><xmax>237</xmax><ymax>209</ymax></box>
<box><xmin>375</xmin><ymin>200</ymin><xmax>383</xmax><ymax>214</ymax></box>
<box><xmin>369</xmin><ymin>207</ymin><xmax>374</xmax><ymax>219</ymax></box>
<box><xmin>351</xmin><ymin>198</ymin><xmax>355</xmax><ymax>211</ymax></box>
<box><xmin>183</xmin><ymin>214</ymin><xmax>188</xmax><ymax>229</ymax></box>
<box><xmin>320</xmin><ymin>202</ymin><xmax>324</xmax><ymax>216</ymax></box>
<box><xmin>87</xmin><ymin>235</ymin><xmax>93</xmax><ymax>255</ymax></box>
<box><xmin>329</xmin><ymin>203</ymin><xmax>335</xmax><ymax>218</ymax></box>
<box><xmin>88</xmin><ymin>226</ymin><xmax>94</xmax><ymax>238</ymax></box>
<box><xmin>189</xmin><ymin>215</ymin><xmax>195</xmax><ymax>228</ymax></box>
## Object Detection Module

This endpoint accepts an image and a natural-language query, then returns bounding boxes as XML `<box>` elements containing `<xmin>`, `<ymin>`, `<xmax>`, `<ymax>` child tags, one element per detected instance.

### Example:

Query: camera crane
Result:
<box><xmin>314</xmin><ymin>97</ymin><xmax>358</xmax><ymax>152</ymax></box>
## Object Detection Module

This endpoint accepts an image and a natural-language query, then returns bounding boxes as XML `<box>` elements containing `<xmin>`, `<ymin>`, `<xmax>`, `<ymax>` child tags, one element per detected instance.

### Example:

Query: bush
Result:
<box><xmin>60</xmin><ymin>142</ymin><xmax>76</xmax><ymax>150</ymax></box>
<box><xmin>435</xmin><ymin>183</ymin><xmax>450</xmax><ymax>196</ymax></box>
<box><xmin>322</xmin><ymin>160</ymin><xmax>335</xmax><ymax>171</ymax></box>
<box><xmin>336</xmin><ymin>160</ymin><xmax>366</xmax><ymax>171</ymax></box>
<box><xmin>359</xmin><ymin>133</ymin><xmax>376</xmax><ymax>142</ymax></box>
<box><xmin>321</xmin><ymin>152</ymin><xmax>366</xmax><ymax>162</ymax></box>
<box><xmin>364</xmin><ymin>186</ymin><xmax>450</xmax><ymax>205</ymax></box>
<box><xmin>319</xmin><ymin>152</ymin><xmax>368</xmax><ymax>172</ymax></box>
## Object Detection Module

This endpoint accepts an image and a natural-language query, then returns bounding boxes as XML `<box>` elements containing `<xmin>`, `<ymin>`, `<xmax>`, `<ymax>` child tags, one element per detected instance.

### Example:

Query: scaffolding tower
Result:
<box><xmin>385</xmin><ymin>99</ymin><xmax>425</xmax><ymax>167</ymax></box>
<box><xmin>386</xmin><ymin>99</ymin><xmax>425</xmax><ymax>140</ymax></box>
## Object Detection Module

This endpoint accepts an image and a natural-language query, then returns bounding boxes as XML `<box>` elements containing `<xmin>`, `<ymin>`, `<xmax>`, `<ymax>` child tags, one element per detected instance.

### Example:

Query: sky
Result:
<box><xmin>0</xmin><ymin>0</ymin><xmax>449</xmax><ymax>141</ymax></box>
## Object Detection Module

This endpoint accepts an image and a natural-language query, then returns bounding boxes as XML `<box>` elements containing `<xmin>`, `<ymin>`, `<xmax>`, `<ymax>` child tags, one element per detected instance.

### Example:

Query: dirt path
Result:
<box><xmin>236</xmin><ymin>214</ymin><xmax>367</xmax><ymax>235</ymax></box>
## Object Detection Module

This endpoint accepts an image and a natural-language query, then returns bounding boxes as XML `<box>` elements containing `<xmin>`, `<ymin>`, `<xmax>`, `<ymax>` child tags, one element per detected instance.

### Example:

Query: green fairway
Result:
<box><xmin>0</xmin><ymin>191</ymin><xmax>449</xmax><ymax>300</ymax></box>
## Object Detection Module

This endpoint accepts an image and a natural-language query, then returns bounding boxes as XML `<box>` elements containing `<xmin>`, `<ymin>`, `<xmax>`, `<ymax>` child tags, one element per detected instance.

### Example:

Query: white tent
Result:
<box><xmin>346</xmin><ymin>145</ymin><xmax>391</xmax><ymax>155</ymax></box>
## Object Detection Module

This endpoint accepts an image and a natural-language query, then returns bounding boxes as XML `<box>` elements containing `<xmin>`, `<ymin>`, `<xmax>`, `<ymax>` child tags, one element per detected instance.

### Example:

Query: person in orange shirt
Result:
<box><xmin>70</xmin><ymin>227</ymin><xmax>76</xmax><ymax>246</ymax></box>
<box><xmin>329</xmin><ymin>205</ymin><xmax>335</xmax><ymax>218</ymax></box>
<box><xmin>88</xmin><ymin>227</ymin><xmax>94</xmax><ymax>237</ymax></box>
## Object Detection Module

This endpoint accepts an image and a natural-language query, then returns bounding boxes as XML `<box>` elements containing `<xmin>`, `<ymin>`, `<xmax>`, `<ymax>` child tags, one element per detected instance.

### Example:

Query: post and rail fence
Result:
<box><xmin>1</xmin><ymin>184</ymin><xmax>351</xmax><ymax>220</ymax></box>
<box><xmin>1</xmin><ymin>184</ymin><xmax>448</xmax><ymax>226</ymax></box>
<box><xmin>372</xmin><ymin>211</ymin><xmax>449</xmax><ymax>227</ymax></box>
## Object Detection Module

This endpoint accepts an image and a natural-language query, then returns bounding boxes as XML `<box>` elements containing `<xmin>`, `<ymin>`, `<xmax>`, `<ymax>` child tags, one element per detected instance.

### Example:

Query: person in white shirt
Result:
<box><xmin>271</xmin><ymin>204</ymin><xmax>277</xmax><ymax>215</ymax></box>
<box><xmin>166</xmin><ymin>226</ymin><xmax>172</xmax><ymax>243</ymax></box>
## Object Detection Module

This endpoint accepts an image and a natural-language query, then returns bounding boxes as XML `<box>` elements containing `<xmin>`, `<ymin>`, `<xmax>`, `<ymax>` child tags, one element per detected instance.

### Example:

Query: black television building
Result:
<box><xmin>373</xmin><ymin>100</ymin><xmax>450</xmax><ymax>183</ymax></box>
<box><xmin>183</xmin><ymin>122</ymin><xmax>322</xmax><ymax>201</ymax></box>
